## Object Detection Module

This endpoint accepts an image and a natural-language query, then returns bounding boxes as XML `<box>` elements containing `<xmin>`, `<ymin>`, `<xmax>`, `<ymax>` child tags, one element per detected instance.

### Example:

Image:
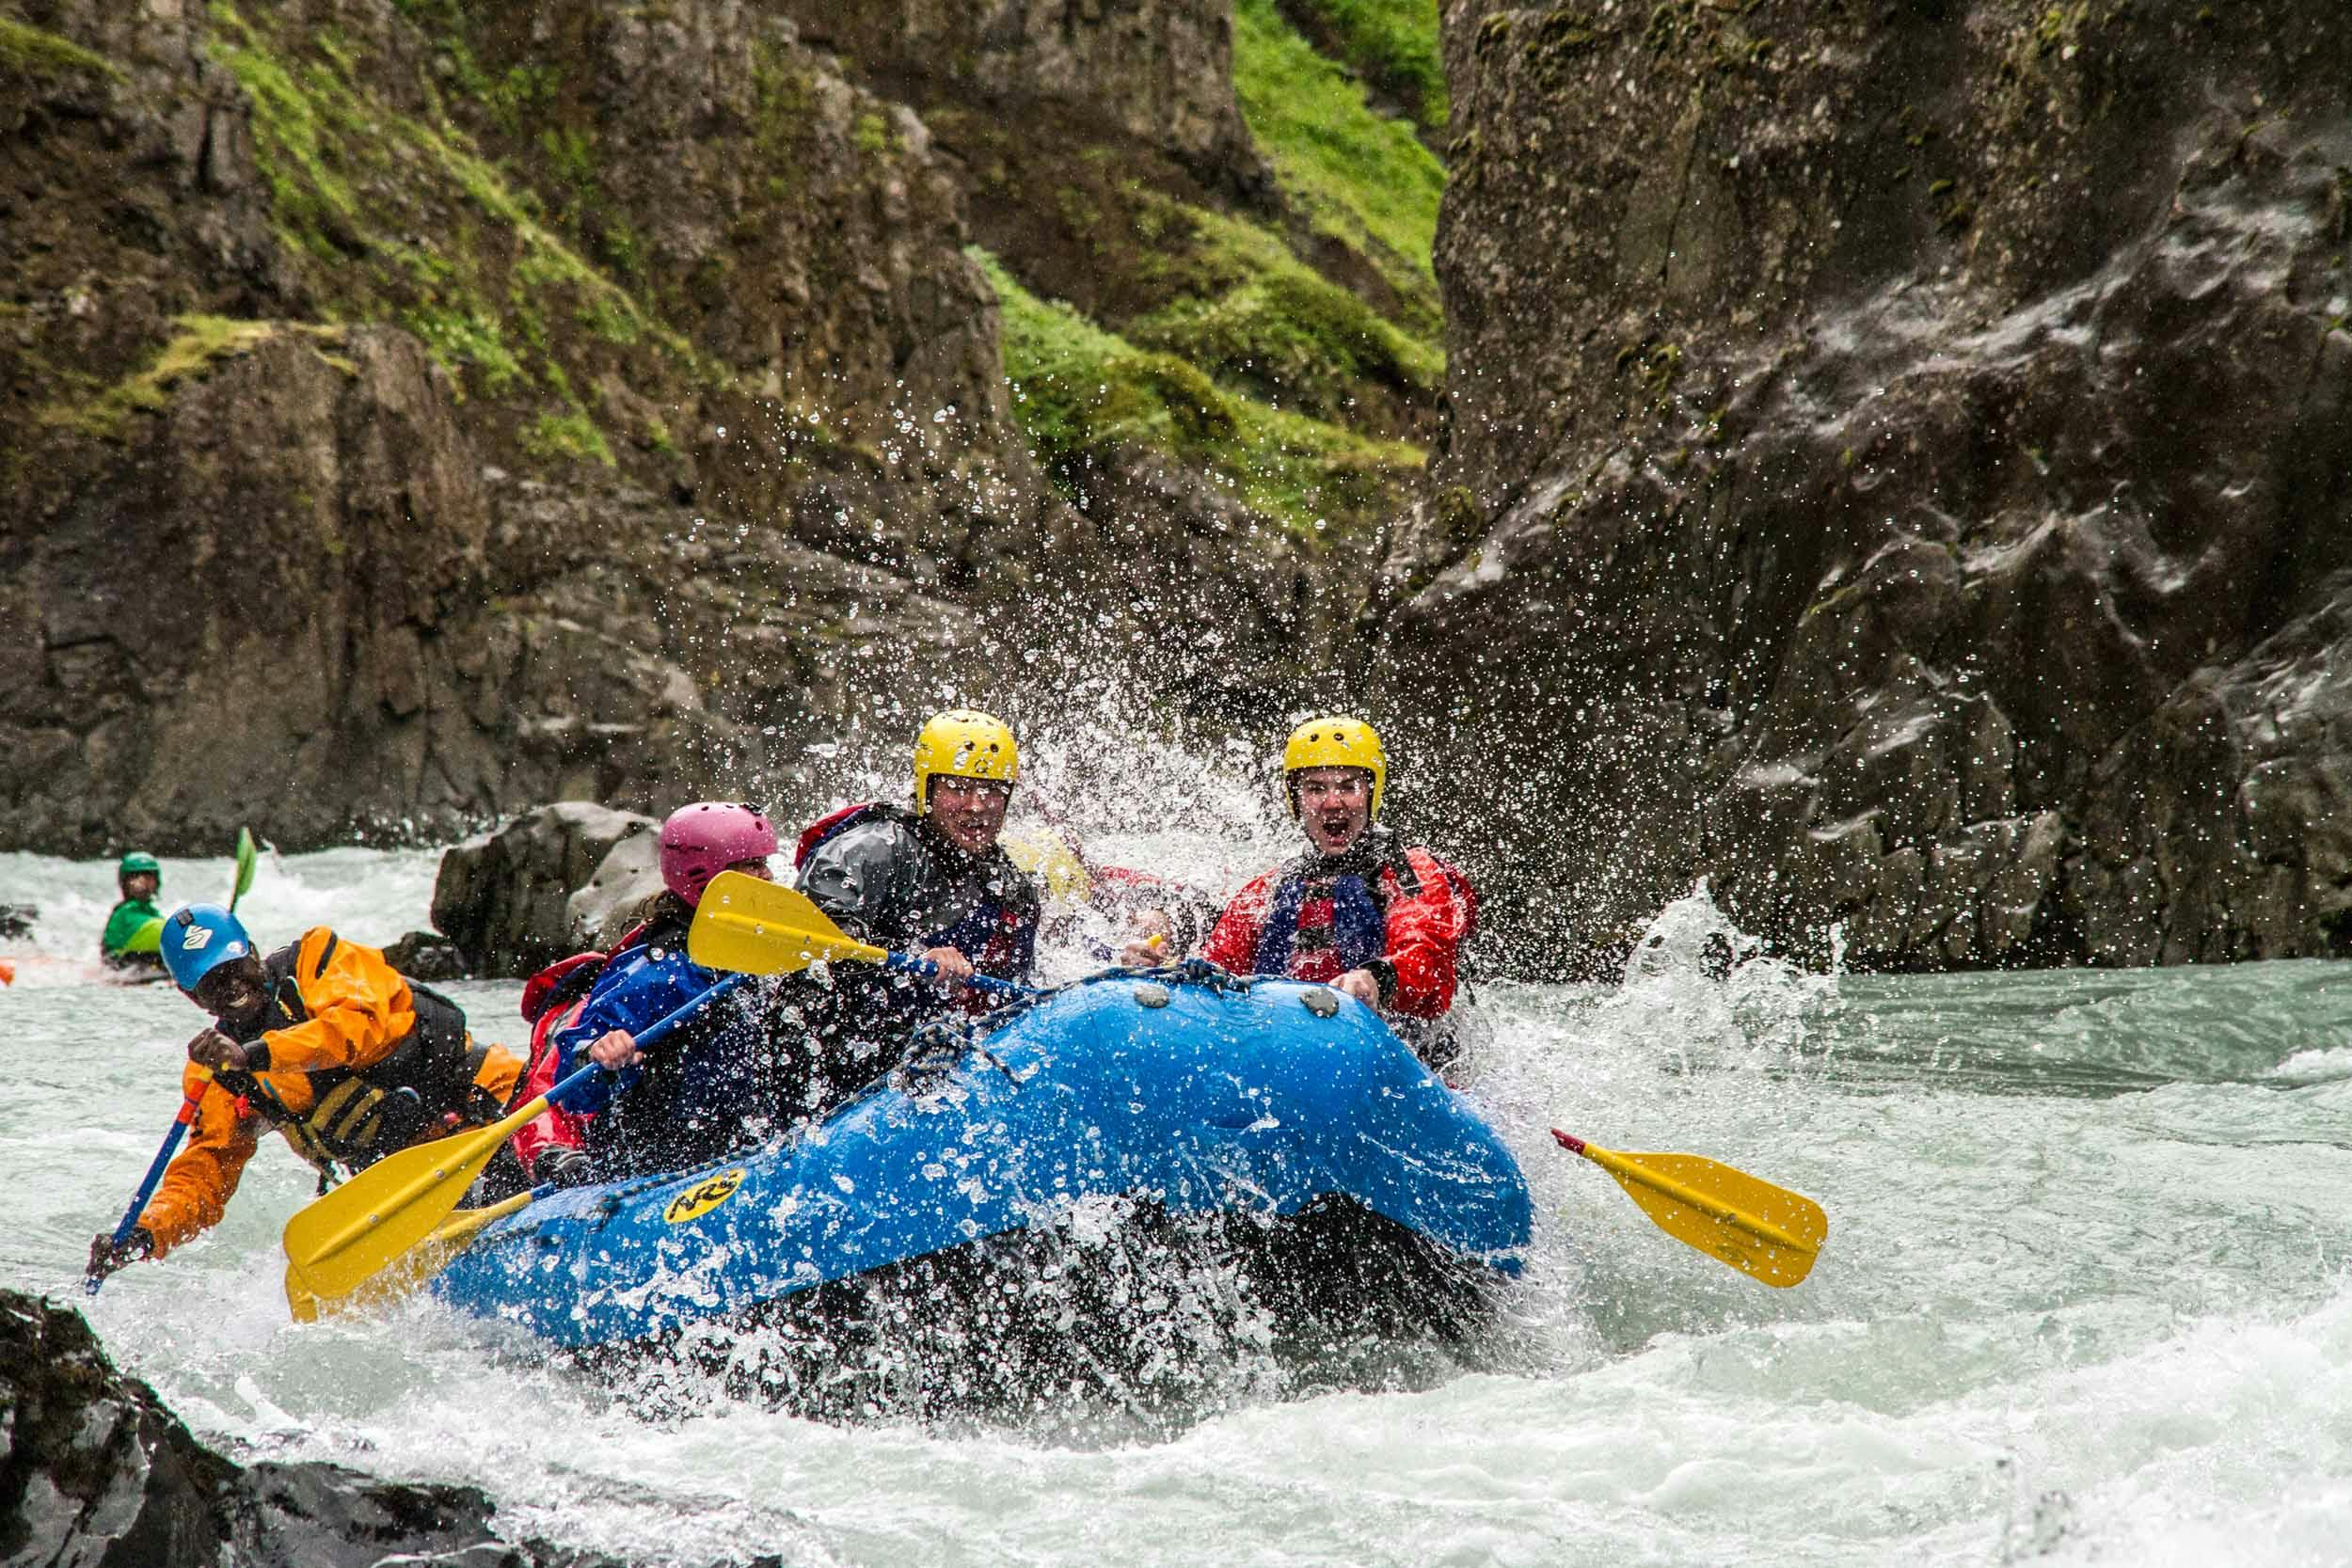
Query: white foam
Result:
<box><xmin>2268</xmin><ymin>1046</ymin><xmax>2352</xmax><ymax>1085</ymax></box>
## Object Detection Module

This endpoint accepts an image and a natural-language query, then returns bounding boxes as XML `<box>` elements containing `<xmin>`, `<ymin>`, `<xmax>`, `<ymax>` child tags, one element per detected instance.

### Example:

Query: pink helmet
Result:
<box><xmin>658</xmin><ymin>801</ymin><xmax>779</xmax><ymax>906</ymax></box>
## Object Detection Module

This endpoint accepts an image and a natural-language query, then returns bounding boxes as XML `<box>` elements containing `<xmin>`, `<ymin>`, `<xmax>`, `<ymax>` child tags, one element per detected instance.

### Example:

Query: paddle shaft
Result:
<box><xmin>882</xmin><ymin>950</ymin><xmax>1035</xmax><ymax>998</ymax></box>
<box><xmin>1552</xmin><ymin>1129</ymin><xmax>1817</xmax><ymax>1254</ymax></box>
<box><xmin>89</xmin><ymin>1069</ymin><xmax>213</xmax><ymax>1294</ymax></box>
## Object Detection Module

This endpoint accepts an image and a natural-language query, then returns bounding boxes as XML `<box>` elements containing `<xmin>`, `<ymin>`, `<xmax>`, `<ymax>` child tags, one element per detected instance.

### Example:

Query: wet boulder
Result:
<box><xmin>430</xmin><ymin>803</ymin><xmax>656</xmax><ymax>977</ymax></box>
<box><xmin>566</xmin><ymin>825</ymin><xmax>667</xmax><ymax>954</ymax></box>
<box><xmin>1380</xmin><ymin>0</ymin><xmax>2352</xmax><ymax>971</ymax></box>
<box><xmin>382</xmin><ymin>929</ymin><xmax>469</xmax><ymax>982</ymax></box>
<box><xmin>0</xmin><ymin>1288</ymin><xmax>607</xmax><ymax>1568</ymax></box>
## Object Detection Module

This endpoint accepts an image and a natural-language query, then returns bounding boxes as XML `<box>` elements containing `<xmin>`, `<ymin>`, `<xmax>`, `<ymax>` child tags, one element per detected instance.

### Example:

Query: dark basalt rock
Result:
<box><xmin>567</xmin><ymin>825</ymin><xmax>667</xmax><ymax>956</ymax></box>
<box><xmin>0</xmin><ymin>904</ymin><xmax>35</xmax><ymax>942</ymax></box>
<box><xmin>1378</xmin><ymin>0</ymin><xmax>2352</xmax><ymax>972</ymax></box>
<box><xmin>0</xmin><ymin>1289</ymin><xmax>615</xmax><ymax>1568</ymax></box>
<box><xmin>0</xmin><ymin>0</ymin><xmax>1353</xmax><ymax>864</ymax></box>
<box><xmin>431</xmin><ymin>803</ymin><xmax>656</xmax><ymax>978</ymax></box>
<box><xmin>382</xmin><ymin>929</ymin><xmax>469</xmax><ymax>982</ymax></box>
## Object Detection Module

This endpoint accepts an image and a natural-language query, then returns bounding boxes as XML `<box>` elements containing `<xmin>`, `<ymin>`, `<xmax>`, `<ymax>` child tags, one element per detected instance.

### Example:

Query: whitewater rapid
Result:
<box><xmin>5</xmin><ymin>846</ymin><xmax>2351</xmax><ymax>1566</ymax></box>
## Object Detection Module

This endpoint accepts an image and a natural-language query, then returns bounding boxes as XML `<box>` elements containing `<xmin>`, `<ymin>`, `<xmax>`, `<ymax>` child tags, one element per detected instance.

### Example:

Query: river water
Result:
<box><xmin>6</xmin><ymin>845</ymin><xmax>2352</xmax><ymax>1566</ymax></box>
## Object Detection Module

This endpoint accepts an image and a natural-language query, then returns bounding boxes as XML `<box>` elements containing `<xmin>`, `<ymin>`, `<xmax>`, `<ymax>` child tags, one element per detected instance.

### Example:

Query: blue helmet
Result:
<box><xmin>160</xmin><ymin>903</ymin><xmax>254</xmax><ymax>992</ymax></box>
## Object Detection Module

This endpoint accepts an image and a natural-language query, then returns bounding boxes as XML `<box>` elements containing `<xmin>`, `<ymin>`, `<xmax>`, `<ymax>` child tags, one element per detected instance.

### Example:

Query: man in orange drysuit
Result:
<box><xmin>87</xmin><ymin>904</ymin><xmax>523</xmax><ymax>1277</ymax></box>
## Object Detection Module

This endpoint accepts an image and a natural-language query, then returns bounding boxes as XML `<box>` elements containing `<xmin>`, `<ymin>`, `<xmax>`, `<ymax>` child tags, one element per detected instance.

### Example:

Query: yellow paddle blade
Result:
<box><xmin>1553</xmin><ymin>1131</ymin><xmax>1828</xmax><ymax>1288</ymax></box>
<box><xmin>286</xmin><ymin>1188</ymin><xmax>535</xmax><ymax>1322</ymax></box>
<box><xmin>687</xmin><ymin>870</ymin><xmax>891</xmax><ymax>975</ymax></box>
<box><xmin>280</xmin><ymin>1088</ymin><xmax>551</xmax><ymax>1307</ymax></box>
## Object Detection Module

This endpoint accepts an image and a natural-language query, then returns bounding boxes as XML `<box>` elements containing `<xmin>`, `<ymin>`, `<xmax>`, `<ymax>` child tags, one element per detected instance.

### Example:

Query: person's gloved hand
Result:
<box><xmin>87</xmin><ymin>1227</ymin><xmax>153</xmax><ymax>1281</ymax></box>
<box><xmin>186</xmin><ymin>1027</ymin><xmax>247</xmax><ymax>1072</ymax></box>
<box><xmin>537</xmin><ymin>1147</ymin><xmax>598</xmax><ymax>1189</ymax></box>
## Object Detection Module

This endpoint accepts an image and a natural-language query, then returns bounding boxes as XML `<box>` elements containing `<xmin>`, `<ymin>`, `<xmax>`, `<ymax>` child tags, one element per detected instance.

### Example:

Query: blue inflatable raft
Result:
<box><xmin>431</xmin><ymin>972</ymin><xmax>1533</xmax><ymax>1367</ymax></box>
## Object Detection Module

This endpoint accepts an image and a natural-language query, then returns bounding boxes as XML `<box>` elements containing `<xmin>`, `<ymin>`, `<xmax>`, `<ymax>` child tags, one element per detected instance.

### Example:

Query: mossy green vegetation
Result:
<box><xmin>0</xmin><ymin>16</ymin><xmax>127</xmax><ymax>82</ymax></box>
<box><xmin>208</xmin><ymin>3</ymin><xmax>361</xmax><ymax>258</ymax></box>
<box><xmin>941</xmin><ymin>0</ymin><xmax>1446</xmax><ymax>537</ymax></box>
<box><xmin>1275</xmin><ymin>0</ymin><xmax>1446</xmax><ymax>136</ymax></box>
<box><xmin>1231</xmin><ymin>0</ymin><xmax>1445</xmax><ymax>301</ymax></box>
<box><xmin>977</xmin><ymin>250</ymin><xmax>1420</xmax><ymax>538</ymax></box>
<box><xmin>527</xmin><ymin>408</ymin><xmax>615</xmax><ymax>467</ymax></box>
<box><xmin>200</xmin><ymin>0</ymin><xmax>700</xmax><ymax>474</ymax></box>
<box><xmin>1127</xmin><ymin>204</ymin><xmax>1441</xmax><ymax>422</ymax></box>
<box><xmin>402</xmin><ymin>304</ymin><xmax>522</xmax><ymax>396</ymax></box>
<box><xmin>39</xmin><ymin>317</ymin><xmax>342</xmax><ymax>439</ymax></box>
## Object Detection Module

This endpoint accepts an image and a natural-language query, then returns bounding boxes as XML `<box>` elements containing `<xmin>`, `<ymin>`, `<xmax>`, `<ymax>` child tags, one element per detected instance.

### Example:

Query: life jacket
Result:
<box><xmin>797</xmin><ymin>800</ymin><xmax>1031</xmax><ymax>950</ymax></box>
<box><xmin>507</xmin><ymin>921</ymin><xmax>659</xmax><ymax>1167</ymax></box>
<box><xmin>796</xmin><ymin>800</ymin><xmax>1037</xmax><ymax>1007</ymax></box>
<box><xmin>923</xmin><ymin>895</ymin><xmax>1036</xmax><ymax>996</ymax></box>
<box><xmin>793</xmin><ymin>800</ymin><xmax>891</xmax><ymax>869</ymax></box>
<box><xmin>1249</xmin><ymin>843</ymin><xmax>1478</xmax><ymax>981</ymax></box>
<box><xmin>517</xmin><ymin>920</ymin><xmax>655</xmax><ymax>1034</ymax></box>
<box><xmin>522</xmin><ymin>952</ymin><xmax>603</xmax><ymax>1025</ymax></box>
<box><xmin>1251</xmin><ymin>861</ymin><xmax>1389</xmax><ymax>981</ymax></box>
<box><xmin>215</xmin><ymin>936</ymin><xmax>485</xmax><ymax>1179</ymax></box>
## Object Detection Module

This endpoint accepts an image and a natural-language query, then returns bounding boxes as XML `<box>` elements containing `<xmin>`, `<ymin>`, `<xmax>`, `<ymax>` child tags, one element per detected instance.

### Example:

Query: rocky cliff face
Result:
<box><xmin>4</xmin><ymin>0</ymin><xmax>1428</xmax><ymax>855</ymax></box>
<box><xmin>774</xmin><ymin>0</ymin><xmax>1267</xmax><ymax>198</ymax></box>
<box><xmin>3</xmin><ymin>0</ymin><xmax>1026</xmax><ymax>849</ymax></box>
<box><xmin>1379</xmin><ymin>0</ymin><xmax>2352</xmax><ymax>969</ymax></box>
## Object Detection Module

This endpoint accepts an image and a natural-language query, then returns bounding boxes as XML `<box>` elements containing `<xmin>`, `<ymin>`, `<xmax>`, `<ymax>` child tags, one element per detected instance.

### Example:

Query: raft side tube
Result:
<box><xmin>432</xmin><ymin>975</ymin><xmax>1533</xmax><ymax>1349</ymax></box>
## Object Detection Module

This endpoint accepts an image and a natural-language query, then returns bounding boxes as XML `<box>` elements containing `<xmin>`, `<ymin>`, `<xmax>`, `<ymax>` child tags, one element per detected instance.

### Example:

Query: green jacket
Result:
<box><xmin>101</xmin><ymin>896</ymin><xmax>162</xmax><ymax>959</ymax></box>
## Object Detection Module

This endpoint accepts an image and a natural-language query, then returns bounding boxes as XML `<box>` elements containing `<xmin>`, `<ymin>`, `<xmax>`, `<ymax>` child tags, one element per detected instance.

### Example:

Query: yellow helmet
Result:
<box><xmin>1282</xmin><ymin>715</ymin><xmax>1386</xmax><ymax>819</ymax></box>
<box><xmin>912</xmin><ymin>708</ymin><xmax>1020</xmax><ymax>813</ymax></box>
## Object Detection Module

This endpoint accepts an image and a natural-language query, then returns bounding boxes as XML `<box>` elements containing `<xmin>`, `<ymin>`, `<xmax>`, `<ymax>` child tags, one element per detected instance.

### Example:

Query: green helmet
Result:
<box><xmin>118</xmin><ymin>851</ymin><xmax>161</xmax><ymax>882</ymax></box>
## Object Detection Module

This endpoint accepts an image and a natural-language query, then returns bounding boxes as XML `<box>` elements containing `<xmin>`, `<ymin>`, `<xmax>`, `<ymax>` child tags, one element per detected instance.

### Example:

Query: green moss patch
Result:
<box><xmin>1275</xmin><ymin>0</ymin><xmax>1446</xmax><ymax>137</ymax></box>
<box><xmin>0</xmin><ymin>17</ymin><xmax>126</xmax><ymax>83</ymax></box>
<box><xmin>1127</xmin><ymin>204</ymin><xmax>1440</xmax><ymax>425</ymax></box>
<box><xmin>1232</xmin><ymin>0</ymin><xmax>1445</xmax><ymax>305</ymax></box>
<box><xmin>40</xmin><ymin>316</ymin><xmax>345</xmax><ymax>439</ymax></box>
<box><xmin>525</xmin><ymin>407</ymin><xmax>614</xmax><ymax>467</ymax></box>
<box><xmin>199</xmin><ymin>1</ymin><xmax>720</xmax><ymax>476</ymax></box>
<box><xmin>978</xmin><ymin>250</ymin><xmax>1421</xmax><ymax>539</ymax></box>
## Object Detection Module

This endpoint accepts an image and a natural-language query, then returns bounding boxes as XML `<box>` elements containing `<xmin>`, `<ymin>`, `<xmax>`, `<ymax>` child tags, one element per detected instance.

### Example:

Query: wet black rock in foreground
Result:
<box><xmin>0</xmin><ymin>1288</ymin><xmax>615</xmax><ymax>1568</ymax></box>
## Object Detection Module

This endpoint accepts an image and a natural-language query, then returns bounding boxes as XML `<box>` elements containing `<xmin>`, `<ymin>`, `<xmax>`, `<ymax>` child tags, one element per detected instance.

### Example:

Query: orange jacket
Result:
<box><xmin>137</xmin><ymin>927</ymin><xmax>520</xmax><ymax>1257</ymax></box>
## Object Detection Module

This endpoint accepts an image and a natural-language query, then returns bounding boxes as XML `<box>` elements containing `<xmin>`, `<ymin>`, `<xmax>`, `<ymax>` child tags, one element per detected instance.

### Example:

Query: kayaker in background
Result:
<box><xmin>98</xmin><ymin>851</ymin><xmax>165</xmax><ymax>972</ymax></box>
<box><xmin>86</xmin><ymin>905</ymin><xmax>525</xmax><ymax>1280</ymax></box>
<box><xmin>1196</xmin><ymin>716</ymin><xmax>1478</xmax><ymax>1072</ymax></box>
<box><xmin>546</xmin><ymin>801</ymin><xmax>815</xmax><ymax>1180</ymax></box>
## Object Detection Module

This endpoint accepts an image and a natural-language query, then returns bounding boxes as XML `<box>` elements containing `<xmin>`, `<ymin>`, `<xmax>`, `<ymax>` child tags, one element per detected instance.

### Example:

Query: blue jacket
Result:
<box><xmin>544</xmin><ymin>918</ymin><xmax>795</xmax><ymax>1179</ymax></box>
<box><xmin>547</xmin><ymin>938</ymin><xmax>722</xmax><ymax>1116</ymax></box>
